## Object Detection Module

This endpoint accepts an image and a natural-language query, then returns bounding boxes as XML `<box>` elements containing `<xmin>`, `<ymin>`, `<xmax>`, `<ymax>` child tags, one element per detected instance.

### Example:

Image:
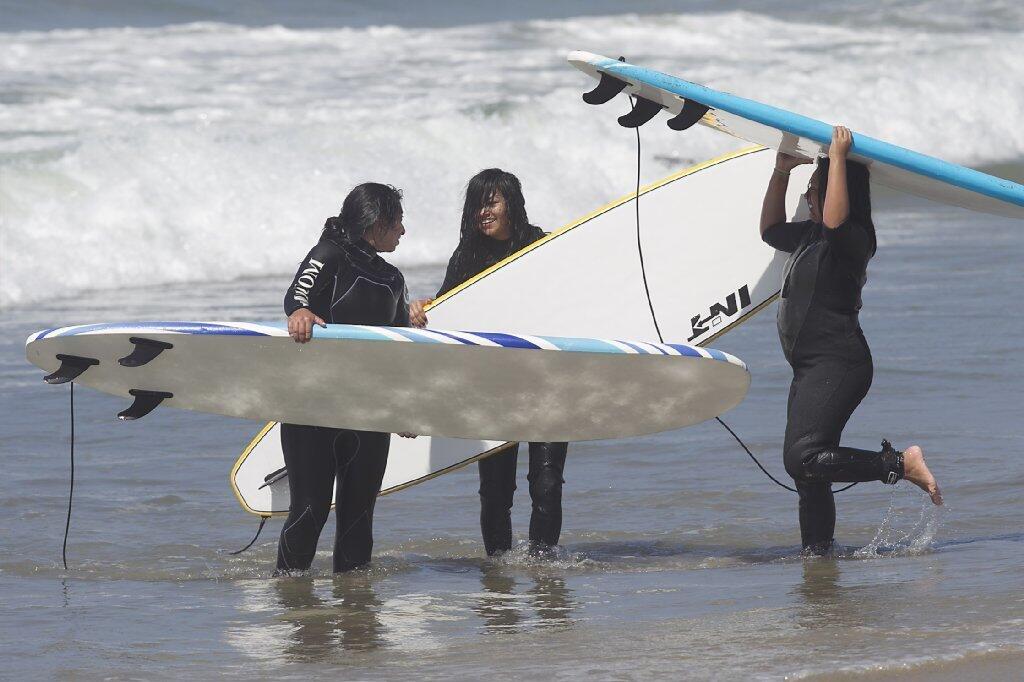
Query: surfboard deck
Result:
<box><xmin>26</xmin><ymin>322</ymin><xmax>749</xmax><ymax>442</ymax></box>
<box><xmin>569</xmin><ymin>50</ymin><xmax>1024</xmax><ymax>220</ymax></box>
<box><xmin>232</xmin><ymin>147</ymin><xmax>814</xmax><ymax>516</ymax></box>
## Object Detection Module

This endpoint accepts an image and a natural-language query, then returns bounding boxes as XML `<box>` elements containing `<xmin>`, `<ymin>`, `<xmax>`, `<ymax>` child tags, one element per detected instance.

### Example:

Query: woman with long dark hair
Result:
<box><xmin>410</xmin><ymin>168</ymin><xmax>569</xmax><ymax>557</ymax></box>
<box><xmin>760</xmin><ymin>127</ymin><xmax>942</xmax><ymax>554</ymax></box>
<box><xmin>278</xmin><ymin>182</ymin><xmax>410</xmax><ymax>573</ymax></box>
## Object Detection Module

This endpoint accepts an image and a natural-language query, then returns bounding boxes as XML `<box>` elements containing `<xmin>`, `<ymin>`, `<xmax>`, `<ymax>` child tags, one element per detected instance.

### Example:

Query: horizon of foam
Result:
<box><xmin>2</xmin><ymin>11</ymin><xmax>1023</xmax><ymax>309</ymax></box>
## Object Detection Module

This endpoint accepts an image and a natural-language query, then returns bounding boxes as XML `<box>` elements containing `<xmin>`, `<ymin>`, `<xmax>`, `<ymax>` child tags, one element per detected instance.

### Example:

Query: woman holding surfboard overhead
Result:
<box><xmin>277</xmin><ymin>182</ymin><xmax>410</xmax><ymax>573</ymax></box>
<box><xmin>761</xmin><ymin>126</ymin><xmax>942</xmax><ymax>554</ymax></box>
<box><xmin>409</xmin><ymin>169</ymin><xmax>569</xmax><ymax>558</ymax></box>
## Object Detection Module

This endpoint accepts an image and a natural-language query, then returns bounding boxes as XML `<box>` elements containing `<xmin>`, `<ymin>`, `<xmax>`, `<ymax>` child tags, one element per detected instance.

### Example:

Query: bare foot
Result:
<box><xmin>902</xmin><ymin>445</ymin><xmax>942</xmax><ymax>505</ymax></box>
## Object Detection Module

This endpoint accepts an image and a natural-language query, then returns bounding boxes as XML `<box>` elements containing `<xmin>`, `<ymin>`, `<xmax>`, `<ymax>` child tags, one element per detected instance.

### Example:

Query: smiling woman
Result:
<box><xmin>408</xmin><ymin>168</ymin><xmax>571</xmax><ymax>558</ymax></box>
<box><xmin>433</xmin><ymin>169</ymin><xmax>543</xmax><ymax>297</ymax></box>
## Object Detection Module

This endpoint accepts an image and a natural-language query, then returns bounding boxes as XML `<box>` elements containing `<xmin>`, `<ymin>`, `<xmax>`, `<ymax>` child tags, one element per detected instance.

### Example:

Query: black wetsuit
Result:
<box><xmin>763</xmin><ymin>218</ymin><xmax>903</xmax><ymax>552</ymax></box>
<box><xmin>277</xmin><ymin>234</ymin><xmax>409</xmax><ymax>572</ymax></box>
<box><xmin>438</xmin><ymin>226</ymin><xmax>569</xmax><ymax>556</ymax></box>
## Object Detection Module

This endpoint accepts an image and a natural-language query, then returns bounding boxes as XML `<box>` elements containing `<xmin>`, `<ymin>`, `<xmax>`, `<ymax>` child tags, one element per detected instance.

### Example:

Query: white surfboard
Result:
<box><xmin>231</xmin><ymin>147</ymin><xmax>814</xmax><ymax>516</ymax></box>
<box><xmin>568</xmin><ymin>50</ymin><xmax>1024</xmax><ymax>220</ymax></box>
<box><xmin>26</xmin><ymin>322</ymin><xmax>749</xmax><ymax>442</ymax></box>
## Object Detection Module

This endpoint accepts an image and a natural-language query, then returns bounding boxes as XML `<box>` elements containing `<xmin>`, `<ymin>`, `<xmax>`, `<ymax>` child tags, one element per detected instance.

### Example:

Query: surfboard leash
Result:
<box><xmin>627</xmin><ymin>99</ymin><xmax>855</xmax><ymax>496</ymax></box>
<box><xmin>629</xmin><ymin>95</ymin><xmax>664</xmax><ymax>343</ymax></box>
<box><xmin>228</xmin><ymin>516</ymin><xmax>269</xmax><ymax>555</ymax></box>
<box><xmin>63</xmin><ymin>383</ymin><xmax>75</xmax><ymax>569</ymax></box>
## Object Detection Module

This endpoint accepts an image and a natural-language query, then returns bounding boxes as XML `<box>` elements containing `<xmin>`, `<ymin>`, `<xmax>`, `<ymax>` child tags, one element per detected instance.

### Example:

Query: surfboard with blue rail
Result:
<box><xmin>26</xmin><ymin>321</ymin><xmax>750</xmax><ymax>443</ymax></box>
<box><xmin>569</xmin><ymin>50</ymin><xmax>1024</xmax><ymax>220</ymax></box>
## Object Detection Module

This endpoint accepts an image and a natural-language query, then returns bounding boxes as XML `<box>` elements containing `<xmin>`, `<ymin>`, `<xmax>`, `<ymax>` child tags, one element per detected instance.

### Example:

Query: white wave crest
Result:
<box><xmin>2</xmin><ymin>12</ymin><xmax>1022</xmax><ymax>308</ymax></box>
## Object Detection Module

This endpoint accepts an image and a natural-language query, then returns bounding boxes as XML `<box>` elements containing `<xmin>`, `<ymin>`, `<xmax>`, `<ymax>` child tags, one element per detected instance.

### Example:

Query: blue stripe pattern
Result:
<box><xmin>422</xmin><ymin>330</ymin><xmax>476</xmax><ymax>345</ymax></box>
<box><xmin>703</xmin><ymin>348</ymin><xmax>729</xmax><ymax>362</ymax></box>
<box><xmin>28</xmin><ymin>321</ymin><xmax>746</xmax><ymax>370</ymax></box>
<box><xmin>617</xmin><ymin>340</ymin><xmax>649</xmax><ymax>354</ymax></box>
<box><xmin>590</xmin><ymin>56</ymin><xmax>1024</xmax><ymax>210</ymax></box>
<box><xmin>469</xmin><ymin>331</ymin><xmax>542</xmax><ymax>350</ymax></box>
<box><xmin>666</xmin><ymin>344</ymin><xmax>703</xmax><ymax>358</ymax></box>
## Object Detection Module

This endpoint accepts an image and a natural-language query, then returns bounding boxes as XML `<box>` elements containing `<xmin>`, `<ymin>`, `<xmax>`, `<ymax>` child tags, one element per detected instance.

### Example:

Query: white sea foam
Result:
<box><xmin>2</xmin><ymin>11</ymin><xmax>1022</xmax><ymax>309</ymax></box>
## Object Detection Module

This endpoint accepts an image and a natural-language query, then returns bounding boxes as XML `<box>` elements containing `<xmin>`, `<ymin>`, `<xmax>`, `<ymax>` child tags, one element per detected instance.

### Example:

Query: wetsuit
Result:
<box><xmin>277</xmin><ymin>234</ymin><xmax>409</xmax><ymax>572</ymax></box>
<box><xmin>763</xmin><ymin>218</ymin><xmax>903</xmax><ymax>552</ymax></box>
<box><xmin>438</xmin><ymin>226</ymin><xmax>569</xmax><ymax>556</ymax></box>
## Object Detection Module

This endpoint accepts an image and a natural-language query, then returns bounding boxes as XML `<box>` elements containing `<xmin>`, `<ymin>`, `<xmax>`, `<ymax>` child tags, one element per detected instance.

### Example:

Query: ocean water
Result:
<box><xmin>2</xmin><ymin>1</ymin><xmax>1023</xmax><ymax>679</ymax></box>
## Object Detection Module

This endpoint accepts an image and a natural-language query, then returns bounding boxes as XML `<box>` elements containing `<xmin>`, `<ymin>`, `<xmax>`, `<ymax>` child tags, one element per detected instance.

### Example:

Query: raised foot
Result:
<box><xmin>902</xmin><ymin>445</ymin><xmax>943</xmax><ymax>505</ymax></box>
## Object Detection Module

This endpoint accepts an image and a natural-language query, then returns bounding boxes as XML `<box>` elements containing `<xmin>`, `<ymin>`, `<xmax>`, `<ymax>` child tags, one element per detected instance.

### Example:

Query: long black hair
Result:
<box><xmin>322</xmin><ymin>182</ymin><xmax>403</xmax><ymax>243</ymax></box>
<box><xmin>442</xmin><ymin>169</ymin><xmax>539</xmax><ymax>287</ymax></box>
<box><xmin>816</xmin><ymin>157</ymin><xmax>876</xmax><ymax>254</ymax></box>
<box><xmin>458</xmin><ymin>168</ymin><xmax>534</xmax><ymax>246</ymax></box>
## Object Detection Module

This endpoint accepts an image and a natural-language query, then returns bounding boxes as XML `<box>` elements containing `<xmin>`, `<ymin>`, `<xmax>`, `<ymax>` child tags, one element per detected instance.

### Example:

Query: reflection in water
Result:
<box><xmin>794</xmin><ymin>559</ymin><xmax>845</xmax><ymax>630</ymax></box>
<box><xmin>794</xmin><ymin>549</ymin><xmax>952</xmax><ymax>633</ymax></box>
<box><xmin>475</xmin><ymin>563</ymin><xmax>577</xmax><ymax>634</ymax></box>
<box><xmin>272</xmin><ymin>573</ymin><xmax>385</xmax><ymax>660</ymax></box>
<box><xmin>476</xmin><ymin>567</ymin><xmax>521</xmax><ymax>631</ymax></box>
<box><xmin>528</xmin><ymin>572</ymin><xmax>574</xmax><ymax>628</ymax></box>
<box><xmin>230</xmin><ymin>561</ymin><xmax>580</xmax><ymax>662</ymax></box>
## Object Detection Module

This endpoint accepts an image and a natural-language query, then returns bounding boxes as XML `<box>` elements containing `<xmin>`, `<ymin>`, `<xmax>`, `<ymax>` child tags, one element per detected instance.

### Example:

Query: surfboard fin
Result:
<box><xmin>44</xmin><ymin>354</ymin><xmax>99</xmax><ymax>385</ymax></box>
<box><xmin>667</xmin><ymin>99</ymin><xmax>710</xmax><ymax>131</ymax></box>
<box><xmin>118</xmin><ymin>337</ymin><xmax>174</xmax><ymax>367</ymax></box>
<box><xmin>117</xmin><ymin>389</ymin><xmax>173</xmax><ymax>421</ymax></box>
<box><xmin>618</xmin><ymin>96</ymin><xmax>663</xmax><ymax>128</ymax></box>
<box><xmin>583</xmin><ymin>72</ymin><xmax>629</xmax><ymax>105</ymax></box>
<box><xmin>258</xmin><ymin>466</ymin><xmax>289</xmax><ymax>490</ymax></box>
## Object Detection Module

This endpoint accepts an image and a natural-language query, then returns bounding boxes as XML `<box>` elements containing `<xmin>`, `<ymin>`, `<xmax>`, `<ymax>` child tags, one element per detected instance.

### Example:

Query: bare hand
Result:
<box><xmin>829</xmin><ymin>125</ymin><xmax>853</xmax><ymax>160</ymax></box>
<box><xmin>287</xmin><ymin>308</ymin><xmax>326</xmax><ymax>343</ymax></box>
<box><xmin>397</xmin><ymin>432</ymin><xmax>418</xmax><ymax>439</ymax></box>
<box><xmin>775</xmin><ymin>151</ymin><xmax>813</xmax><ymax>173</ymax></box>
<box><xmin>409</xmin><ymin>298</ymin><xmax>432</xmax><ymax>328</ymax></box>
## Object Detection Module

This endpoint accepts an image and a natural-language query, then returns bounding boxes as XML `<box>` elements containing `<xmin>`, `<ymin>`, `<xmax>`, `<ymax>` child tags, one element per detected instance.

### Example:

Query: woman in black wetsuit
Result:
<box><xmin>409</xmin><ymin>169</ymin><xmax>569</xmax><ymax>558</ymax></box>
<box><xmin>761</xmin><ymin>126</ymin><xmax>942</xmax><ymax>554</ymax></box>
<box><xmin>277</xmin><ymin>182</ymin><xmax>410</xmax><ymax>573</ymax></box>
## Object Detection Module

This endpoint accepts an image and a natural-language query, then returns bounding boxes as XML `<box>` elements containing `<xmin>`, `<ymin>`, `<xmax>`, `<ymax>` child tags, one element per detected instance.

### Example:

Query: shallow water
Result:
<box><xmin>3</xmin><ymin>192</ymin><xmax>1024</xmax><ymax>678</ymax></box>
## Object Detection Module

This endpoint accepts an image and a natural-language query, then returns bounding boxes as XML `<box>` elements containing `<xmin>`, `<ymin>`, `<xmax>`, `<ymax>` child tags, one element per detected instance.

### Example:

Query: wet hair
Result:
<box><xmin>444</xmin><ymin>169</ymin><xmax>538</xmax><ymax>280</ymax></box>
<box><xmin>440</xmin><ymin>169</ymin><xmax>536</xmax><ymax>287</ymax></box>
<box><xmin>432</xmin><ymin>169</ymin><xmax>543</xmax><ymax>296</ymax></box>
<box><xmin>322</xmin><ymin>182</ymin><xmax>403</xmax><ymax>243</ymax></box>
<box><xmin>458</xmin><ymin>168</ymin><xmax>533</xmax><ymax>245</ymax></box>
<box><xmin>815</xmin><ymin>157</ymin><xmax>876</xmax><ymax>254</ymax></box>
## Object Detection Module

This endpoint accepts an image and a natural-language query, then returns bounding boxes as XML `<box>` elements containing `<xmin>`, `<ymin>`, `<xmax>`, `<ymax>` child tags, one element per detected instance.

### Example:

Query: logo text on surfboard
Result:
<box><xmin>688</xmin><ymin>285</ymin><xmax>751</xmax><ymax>341</ymax></box>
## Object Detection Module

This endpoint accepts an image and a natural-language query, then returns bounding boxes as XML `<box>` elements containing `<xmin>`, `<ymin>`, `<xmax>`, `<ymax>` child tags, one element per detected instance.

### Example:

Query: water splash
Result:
<box><xmin>489</xmin><ymin>539</ymin><xmax>594</xmax><ymax>570</ymax></box>
<box><xmin>855</xmin><ymin>483</ymin><xmax>945</xmax><ymax>557</ymax></box>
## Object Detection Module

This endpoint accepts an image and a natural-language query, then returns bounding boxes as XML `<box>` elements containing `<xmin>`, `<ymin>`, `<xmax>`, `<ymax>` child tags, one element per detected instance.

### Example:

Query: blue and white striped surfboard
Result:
<box><xmin>26</xmin><ymin>321</ymin><xmax>750</xmax><ymax>443</ymax></box>
<box><xmin>569</xmin><ymin>51</ymin><xmax>1024</xmax><ymax>220</ymax></box>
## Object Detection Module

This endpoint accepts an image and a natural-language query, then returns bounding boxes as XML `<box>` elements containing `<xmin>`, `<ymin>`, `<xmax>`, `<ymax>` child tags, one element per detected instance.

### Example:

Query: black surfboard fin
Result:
<box><xmin>667</xmin><ymin>99</ymin><xmax>710</xmax><ymax>131</ymax></box>
<box><xmin>618</xmin><ymin>96</ymin><xmax>663</xmax><ymax>128</ymax></box>
<box><xmin>117</xmin><ymin>389</ymin><xmax>173</xmax><ymax>421</ymax></box>
<box><xmin>118</xmin><ymin>337</ymin><xmax>174</xmax><ymax>367</ymax></box>
<box><xmin>44</xmin><ymin>354</ymin><xmax>99</xmax><ymax>385</ymax></box>
<box><xmin>583</xmin><ymin>72</ymin><xmax>628</xmax><ymax>105</ymax></box>
<box><xmin>258</xmin><ymin>466</ymin><xmax>289</xmax><ymax>490</ymax></box>
<box><xmin>582</xmin><ymin>55</ymin><xmax>629</xmax><ymax>105</ymax></box>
